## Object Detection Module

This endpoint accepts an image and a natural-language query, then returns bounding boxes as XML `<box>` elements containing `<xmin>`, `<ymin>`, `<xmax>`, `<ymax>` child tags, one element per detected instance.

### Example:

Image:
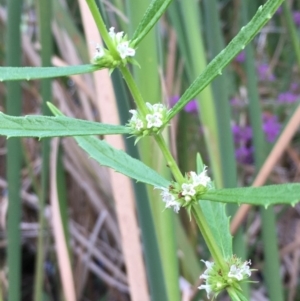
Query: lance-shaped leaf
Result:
<box><xmin>0</xmin><ymin>112</ymin><xmax>130</xmax><ymax>138</ymax></box>
<box><xmin>48</xmin><ymin>102</ymin><xmax>170</xmax><ymax>188</ymax></box>
<box><xmin>75</xmin><ymin>135</ymin><xmax>170</xmax><ymax>188</ymax></box>
<box><xmin>131</xmin><ymin>0</ymin><xmax>173</xmax><ymax>47</ymax></box>
<box><xmin>202</xmin><ymin>184</ymin><xmax>300</xmax><ymax>208</ymax></box>
<box><xmin>199</xmin><ymin>200</ymin><xmax>232</xmax><ymax>258</ymax></box>
<box><xmin>196</xmin><ymin>154</ymin><xmax>232</xmax><ymax>258</ymax></box>
<box><xmin>167</xmin><ymin>0</ymin><xmax>284</xmax><ymax>120</ymax></box>
<box><xmin>0</xmin><ymin>64</ymin><xmax>102</xmax><ymax>81</ymax></box>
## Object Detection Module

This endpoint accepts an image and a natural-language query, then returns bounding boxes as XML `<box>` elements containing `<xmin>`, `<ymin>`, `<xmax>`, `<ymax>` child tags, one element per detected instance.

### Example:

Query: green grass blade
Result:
<box><xmin>260</xmin><ymin>208</ymin><xmax>284</xmax><ymax>301</ymax></box>
<box><xmin>167</xmin><ymin>0</ymin><xmax>284</xmax><ymax>120</ymax></box>
<box><xmin>240</xmin><ymin>2</ymin><xmax>283</xmax><ymax>299</ymax></box>
<box><xmin>34</xmin><ymin>0</ymin><xmax>53</xmax><ymax>300</ymax></box>
<box><xmin>99</xmin><ymin>2</ymin><xmax>169</xmax><ymax>296</ymax></box>
<box><xmin>202</xmin><ymin>0</ymin><xmax>237</xmax><ymax>188</ymax></box>
<box><xmin>0</xmin><ymin>113</ymin><xmax>130</xmax><ymax>137</ymax></box>
<box><xmin>175</xmin><ymin>217</ymin><xmax>201</xmax><ymax>282</ymax></box>
<box><xmin>111</xmin><ymin>66</ymin><xmax>169</xmax><ymax>301</ymax></box>
<box><xmin>172</xmin><ymin>0</ymin><xmax>223</xmax><ymax>187</ymax></box>
<box><xmin>5</xmin><ymin>0</ymin><xmax>23</xmax><ymax>300</ymax></box>
<box><xmin>126</xmin><ymin>1</ymin><xmax>180</xmax><ymax>300</ymax></box>
<box><xmin>0</xmin><ymin>64</ymin><xmax>102</xmax><ymax>81</ymax></box>
<box><xmin>131</xmin><ymin>0</ymin><xmax>173</xmax><ymax>47</ymax></box>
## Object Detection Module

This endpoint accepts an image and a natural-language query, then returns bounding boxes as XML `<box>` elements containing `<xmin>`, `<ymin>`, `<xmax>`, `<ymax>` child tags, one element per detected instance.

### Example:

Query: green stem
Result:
<box><xmin>227</xmin><ymin>287</ymin><xmax>244</xmax><ymax>301</ymax></box>
<box><xmin>192</xmin><ymin>204</ymin><xmax>226</xmax><ymax>270</ymax></box>
<box><xmin>119</xmin><ymin>65</ymin><xmax>148</xmax><ymax>115</ymax></box>
<box><xmin>85</xmin><ymin>0</ymin><xmax>118</xmax><ymax>57</ymax></box>
<box><xmin>282</xmin><ymin>1</ymin><xmax>300</xmax><ymax>67</ymax></box>
<box><xmin>154</xmin><ymin>135</ymin><xmax>184</xmax><ymax>183</ymax></box>
<box><xmin>120</xmin><ymin>62</ymin><xmax>225</xmax><ymax>272</ymax></box>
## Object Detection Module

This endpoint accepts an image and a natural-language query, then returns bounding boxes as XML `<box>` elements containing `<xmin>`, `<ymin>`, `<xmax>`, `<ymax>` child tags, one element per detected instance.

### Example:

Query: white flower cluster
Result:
<box><xmin>128</xmin><ymin>102</ymin><xmax>168</xmax><ymax>134</ymax></box>
<box><xmin>198</xmin><ymin>258</ymin><xmax>252</xmax><ymax>299</ymax></box>
<box><xmin>156</xmin><ymin>167</ymin><xmax>213</xmax><ymax>213</ymax></box>
<box><xmin>228</xmin><ymin>260</ymin><xmax>251</xmax><ymax>281</ymax></box>
<box><xmin>92</xmin><ymin>27</ymin><xmax>135</xmax><ymax>62</ymax></box>
<box><xmin>181</xmin><ymin>168</ymin><xmax>212</xmax><ymax>202</ymax></box>
<box><xmin>109</xmin><ymin>27</ymin><xmax>135</xmax><ymax>59</ymax></box>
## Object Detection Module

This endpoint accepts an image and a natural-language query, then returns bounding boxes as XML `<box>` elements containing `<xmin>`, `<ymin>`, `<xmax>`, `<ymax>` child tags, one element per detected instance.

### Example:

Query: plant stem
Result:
<box><xmin>154</xmin><ymin>135</ymin><xmax>184</xmax><ymax>183</ymax></box>
<box><xmin>85</xmin><ymin>0</ymin><xmax>118</xmax><ymax>57</ymax></box>
<box><xmin>120</xmin><ymin>62</ymin><xmax>225</xmax><ymax>272</ymax></box>
<box><xmin>192</xmin><ymin>204</ymin><xmax>226</xmax><ymax>270</ymax></box>
<box><xmin>119</xmin><ymin>65</ymin><xmax>148</xmax><ymax>115</ymax></box>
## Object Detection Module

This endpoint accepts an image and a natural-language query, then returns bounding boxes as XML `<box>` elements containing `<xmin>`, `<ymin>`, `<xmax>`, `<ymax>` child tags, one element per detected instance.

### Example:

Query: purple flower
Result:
<box><xmin>232</xmin><ymin>125</ymin><xmax>252</xmax><ymax>144</ymax></box>
<box><xmin>277</xmin><ymin>92</ymin><xmax>298</xmax><ymax>103</ymax></box>
<box><xmin>257</xmin><ymin>64</ymin><xmax>276</xmax><ymax>81</ymax></box>
<box><xmin>235</xmin><ymin>146</ymin><xmax>254</xmax><ymax>164</ymax></box>
<box><xmin>169</xmin><ymin>95</ymin><xmax>198</xmax><ymax>113</ymax></box>
<box><xmin>184</xmin><ymin>100</ymin><xmax>198</xmax><ymax>113</ymax></box>
<box><xmin>293</xmin><ymin>11</ymin><xmax>300</xmax><ymax>26</ymax></box>
<box><xmin>262</xmin><ymin>114</ymin><xmax>281</xmax><ymax>143</ymax></box>
<box><xmin>235</xmin><ymin>51</ymin><xmax>245</xmax><ymax>63</ymax></box>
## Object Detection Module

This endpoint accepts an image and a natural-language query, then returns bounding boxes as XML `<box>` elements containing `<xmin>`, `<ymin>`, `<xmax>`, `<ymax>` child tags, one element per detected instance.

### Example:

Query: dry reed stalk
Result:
<box><xmin>78</xmin><ymin>1</ymin><xmax>150</xmax><ymax>301</ymax></box>
<box><xmin>50</xmin><ymin>138</ymin><xmax>76</xmax><ymax>301</ymax></box>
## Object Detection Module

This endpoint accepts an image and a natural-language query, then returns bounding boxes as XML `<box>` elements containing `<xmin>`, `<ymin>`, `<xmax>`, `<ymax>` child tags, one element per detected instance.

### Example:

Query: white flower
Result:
<box><xmin>146</xmin><ymin>112</ymin><xmax>163</xmax><ymax>128</ymax></box>
<box><xmin>181</xmin><ymin>183</ymin><xmax>196</xmax><ymax>196</ymax></box>
<box><xmin>190</xmin><ymin>167</ymin><xmax>212</xmax><ymax>188</ymax></box>
<box><xmin>198</xmin><ymin>283</ymin><xmax>213</xmax><ymax>298</ymax></box>
<box><xmin>228</xmin><ymin>265</ymin><xmax>243</xmax><ymax>281</ymax></box>
<box><xmin>159</xmin><ymin>188</ymin><xmax>181</xmax><ymax>213</ymax></box>
<box><xmin>135</xmin><ymin>119</ymin><xmax>144</xmax><ymax>131</ymax></box>
<box><xmin>129</xmin><ymin>110</ymin><xmax>144</xmax><ymax>131</ymax></box>
<box><xmin>109</xmin><ymin>27</ymin><xmax>135</xmax><ymax>59</ymax></box>
<box><xmin>228</xmin><ymin>260</ymin><xmax>252</xmax><ymax>280</ymax></box>
<box><xmin>117</xmin><ymin>41</ymin><xmax>136</xmax><ymax>59</ymax></box>
<box><xmin>93</xmin><ymin>43</ymin><xmax>104</xmax><ymax>60</ymax></box>
<box><xmin>129</xmin><ymin>109</ymin><xmax>138</xmax><ymax>120</ymax></box>
<box><xmin>240</xmin><ymin>260</ymin><xmax>252</xmax><ymax>277</ymax></box>
<box><xmin>152</xmin><ymin>103</ymin><xmax>165</xmax><ymax>112</ymax></box>
<box><xmin>108</xmin><ymin>27</ymin><xmax>117</xmax><ymax>39</ymax></box>
<box><xmin>201</xmin><ymin>260</ymin><xmax>214</xmax><ymax>271</ymax></box>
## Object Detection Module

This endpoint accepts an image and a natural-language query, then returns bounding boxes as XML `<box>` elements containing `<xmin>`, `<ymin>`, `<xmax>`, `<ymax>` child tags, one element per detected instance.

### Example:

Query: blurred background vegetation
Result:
<box><xmin>1</xmin><ymin>0</ymin><xmax>300</xmax><ymax>300</ymax></box>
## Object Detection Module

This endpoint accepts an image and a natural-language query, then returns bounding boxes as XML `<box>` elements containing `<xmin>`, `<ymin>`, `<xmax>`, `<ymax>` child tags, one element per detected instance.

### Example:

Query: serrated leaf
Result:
<box><xmin>198</xmin><ymin>200</ymin><xmax>232</xmax><ymax>258</ymax></box>
<box><xmin>131</xmin><ymin>0</ymin><xmax>173</xmax><ymax>47</ymax></box>
<box><xmin>0</xmin><ymin>64</ymin><xmax>102</xmax><ymax>81</ymax></box>
<box><xmin>48</xmin><ymin>103</ymin><xmax>170</xmax><ymax>188</ymax></box>
<box><xmin>196</xmin><ymin>154</ymin><xmax>232</xmax><ymax>258</ymax></box>
<box><xmin>0</xmin><ymin>112</ymin><xmax>130</xmax><ymax>138</ymax></box>
<box><xmin>75</xmin><ymin>135</ymin><xmax>170</xmax><ymax>188</ymax></box>
<box><xmin>202</xmin><ymin>184</ymin><xmax>300</xmax><ymax>207</ymax></box>
<box><xmin>167</xmin><ymin>0</ymin><xmax>284</xmax><ymax>120</ymax></box>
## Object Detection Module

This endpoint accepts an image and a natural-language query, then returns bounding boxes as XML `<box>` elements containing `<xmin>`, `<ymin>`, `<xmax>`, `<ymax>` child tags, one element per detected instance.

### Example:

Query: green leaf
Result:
<box><xmin>196</xmin><ymin>154</ymin><xmax>232</xmax><ymax>258</ymax></box>
<box><xmin>131</xmin><ymin>0</ymin><xmax>173</xmax><ymax>47</ymax></box>
<box><xmin>0</xmin><ymin>112</ymin><xmax>130</xmax><ymax>138</ymax></box>
<box><xmin>167</xmin><ymin>0</ymin><xmax>284</xmax><ymax>120</ymax></box>
<box><xmin>202</xmin><ymin>184</ymin><xmax>300</xmax><ymax>207</ymax></box>
<box><xmin>0</xmin><ymin>64</ymin><xmax>102</xmax><ymax>81</ymax></box>
<box><xmin>199</xmin><ymin>200</ymin><xmax>232</xmax><ymax>258</ymax></box>
<box><xmin>48</xmin><ymin>103</ymin><xmax>170</xmax><ymax>188</ymax></box>
<box><xmin>75</xmin><ymin>135</ymin><xmax>170</xmax><ymax>188</ymax></box>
